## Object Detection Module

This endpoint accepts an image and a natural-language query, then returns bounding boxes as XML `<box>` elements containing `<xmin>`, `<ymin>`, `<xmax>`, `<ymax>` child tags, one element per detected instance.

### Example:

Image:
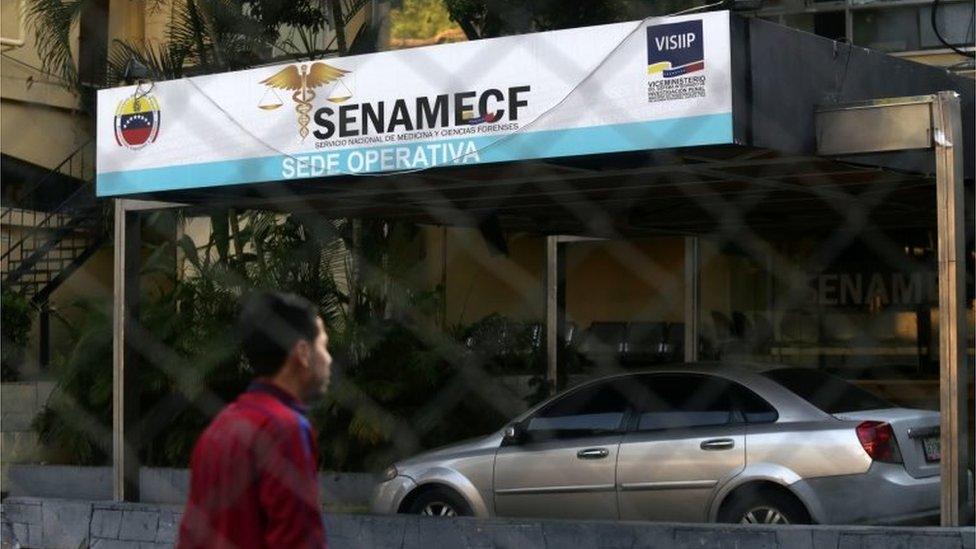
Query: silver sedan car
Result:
<box><xmin>372</xmin><ymin>364</ymin><xmax>942</xmax><ymax>525</ymax></box>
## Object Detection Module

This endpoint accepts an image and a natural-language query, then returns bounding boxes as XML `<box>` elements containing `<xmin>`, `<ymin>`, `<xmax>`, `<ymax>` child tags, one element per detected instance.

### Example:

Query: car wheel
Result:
<box><xmin>407</xmin><ymin>487</ymin><xmax>472</xmax><ymax>517</ymax></box>
<box><xmin>720</xmin><ymin>488</ymin><xmax>810</xmax><ymax>525</ymax></box>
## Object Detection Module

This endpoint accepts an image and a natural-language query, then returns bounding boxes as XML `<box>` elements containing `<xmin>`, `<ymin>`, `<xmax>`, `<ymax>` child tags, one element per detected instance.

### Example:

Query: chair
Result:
<box><xmin>731</xmin><ymin>311</ymin><xmax>752</xmax><ymax>340</ymax></box>
<box><xmin>625</xmin><ymin>322</ymin><xmax>667</xmax><ymax>360</ymax></box>
<box><xmin>710</xmin><ymin>311</ymin><xmax>734</xmax><ymax>341</ymax></box>
<box><xmin>664</xmin><ymin>322</ymin><xmax>685</xmax><ymax>361</ymax></box>
<box><xmin>709</xmin><ymin>311</ymin><xmax>737</xmax><ymax>357</ymax></box>
<box><xmin>564</xmin><ymin>321</ymin><xmax>578</xmax><ymax>346</ymax></box>
<box><xmin>779</xmin><ymin>310</ymin><xmax>818</xmax><ymax>345</ymax></box>
<box><xmin>579</xmin><ymin>322</ymin><xmax>627</xmax><ymax>358</ymax></box>
<box><xmin>749</xmin><ymin>313</ymin><xmax>774</xmax><ymax>353</ymax></box>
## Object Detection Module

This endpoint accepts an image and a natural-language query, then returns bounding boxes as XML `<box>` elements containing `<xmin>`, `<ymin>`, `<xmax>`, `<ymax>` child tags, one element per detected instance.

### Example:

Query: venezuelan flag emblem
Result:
<box><xmin>114</xmin><ymin>95</ymin><xmax>161</xmax><ymax>149</ymax></box>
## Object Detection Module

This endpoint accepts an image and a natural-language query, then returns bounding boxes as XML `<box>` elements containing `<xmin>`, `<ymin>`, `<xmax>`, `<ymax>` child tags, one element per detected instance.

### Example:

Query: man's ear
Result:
<box><xmin>292</xmin><ymin>339</ymin><xmax>312</xmax><ymax>368</ymax></box>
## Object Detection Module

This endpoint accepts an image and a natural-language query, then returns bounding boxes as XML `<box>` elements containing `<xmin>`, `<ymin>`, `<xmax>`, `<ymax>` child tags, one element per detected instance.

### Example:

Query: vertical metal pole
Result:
<box><xmin>441</xmin><ymin>227</ymin><xmax>448</xmax><ymax>329</ymax></box>
<box><xmin>113</xmin><ymin>199</ymin><xmax>140</xmax><ymax>501</ymax></box>
<box><xmin>843</xmin><ymin>4</ymin><xmax>854</xmax><ymax>46</ymax></box>
<box><xmin>39</xmin><ymin>305</ymin><xmax>50</xmax><ymax>369</ymax></box>
<box><xmin>556</xmin><ymin>241</ymin><xmax>567</xmax><ymax>389</ymax></box>
<box><xmin>684</xmin><ymin>237</ymin><xmax>700</xmax><ymax>362</ymax></box>
<box><xmin>545</xmin><ymin>236</ymin><xmax>559</xmax><ymax>395</ymax></box>
<box><xmin>933</xmin><ymin>91</ymin><xmax>968</xmax><ymax>527</ymax></box>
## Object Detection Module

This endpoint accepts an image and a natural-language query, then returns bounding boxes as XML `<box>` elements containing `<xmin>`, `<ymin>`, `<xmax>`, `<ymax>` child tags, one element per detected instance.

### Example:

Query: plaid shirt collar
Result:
<box><xmin>247</xmin><ymin>380</ymin><xmax>308</xmax><ymax>416</ymax></box>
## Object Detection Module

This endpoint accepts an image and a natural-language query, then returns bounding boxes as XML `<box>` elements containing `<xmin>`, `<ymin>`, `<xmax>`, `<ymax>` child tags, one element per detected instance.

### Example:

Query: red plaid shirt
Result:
<box><xmin>177</xmin><ymin>381</ymin><xmax>326</xmax><ymax>549</ymax></box>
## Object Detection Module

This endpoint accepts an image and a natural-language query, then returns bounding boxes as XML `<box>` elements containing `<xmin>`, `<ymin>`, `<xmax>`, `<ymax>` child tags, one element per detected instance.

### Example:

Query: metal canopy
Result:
<box><xmin>120</xmin><ymin>16</ymin><xmax>972</xmax><ymax>240</ymax></box>
<box><xmin>138</xmin><ymin>145</ymin><xmax>949</xmax><ymax>239</ymax></box>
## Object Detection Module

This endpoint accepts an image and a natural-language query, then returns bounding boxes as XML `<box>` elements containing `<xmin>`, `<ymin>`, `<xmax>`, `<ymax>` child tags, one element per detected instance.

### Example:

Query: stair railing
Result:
<box><xmin>0</xmin><ymin>138</ymin><xmax>95</xmax><ymax>226</ymax></box>
<box><xmin>1</xmin><ymin>179</ymin><xmax>101</xmax><ymax>274</ymax></box>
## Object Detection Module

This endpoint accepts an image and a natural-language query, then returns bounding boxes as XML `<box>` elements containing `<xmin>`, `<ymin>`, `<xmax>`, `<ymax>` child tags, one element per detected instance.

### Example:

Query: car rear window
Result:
<box><xmin>761</xmin><ymin>368</ymin><xmax>893</xmax><ymax>414</ymax></box>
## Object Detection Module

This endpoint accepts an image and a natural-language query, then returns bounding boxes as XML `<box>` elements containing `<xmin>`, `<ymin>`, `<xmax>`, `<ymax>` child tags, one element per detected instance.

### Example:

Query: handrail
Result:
<box><xmin>0</xmin><ymin>178</ymin><xmax>99</xmax><ymax>264</ymax></box>
<box><xmin>0</xmin><ymin>138</ymin><xmax>94</xmax><ymax>222</ymax></box>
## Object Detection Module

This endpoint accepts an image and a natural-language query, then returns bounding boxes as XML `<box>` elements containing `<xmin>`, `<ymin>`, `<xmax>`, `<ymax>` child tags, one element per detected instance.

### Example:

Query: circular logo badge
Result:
<box><xmin>114</xmin><ymin>95</ymin><xmax>161</xmax><ymax>149</ymax></box>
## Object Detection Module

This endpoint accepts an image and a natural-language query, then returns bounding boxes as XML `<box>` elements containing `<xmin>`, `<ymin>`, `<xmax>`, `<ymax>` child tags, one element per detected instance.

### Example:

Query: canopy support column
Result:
<box><xmin>816</xmin><ymin>92</ymin><xmax>970</xmax><ymax>526</ymax></box>
<box><xmin>933</xmin><ymin>91</ymin><xmax>969</xmax><ymax>527</ymax></box>
<box><xmin>113</xmin><ymin>199</ymin><xmax>141</xmax><ymax>502</ymax></box>
<box><xmin>113</xmin><ymin>199</ymin><xmax>184</xmax><ymax>502</ymax></box>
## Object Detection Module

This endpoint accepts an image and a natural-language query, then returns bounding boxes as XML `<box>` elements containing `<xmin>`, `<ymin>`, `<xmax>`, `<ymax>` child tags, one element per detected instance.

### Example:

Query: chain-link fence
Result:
<box><xmin>2</xmin><ymin>0</ymin><xmax>975</xmax><ymax>546</ymax></box>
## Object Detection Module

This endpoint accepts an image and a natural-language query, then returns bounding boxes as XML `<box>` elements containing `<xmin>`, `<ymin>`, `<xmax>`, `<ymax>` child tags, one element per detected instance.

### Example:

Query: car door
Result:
<box><xmin>616</xmin><ymin>374</ymin><xmax>746</xmax><ymax>522</ymax></box>
<box><xmin>493</xmin><ymin>379</ymin><xmax>633</xmax><ymax>519</ymax></box>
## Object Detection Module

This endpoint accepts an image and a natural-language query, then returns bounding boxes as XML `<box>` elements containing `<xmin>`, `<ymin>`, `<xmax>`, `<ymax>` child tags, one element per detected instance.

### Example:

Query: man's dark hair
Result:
<box><xmin>238</xmin><ymin>291</ymin><xmax>320</xmax><ymax>376</ymax></box>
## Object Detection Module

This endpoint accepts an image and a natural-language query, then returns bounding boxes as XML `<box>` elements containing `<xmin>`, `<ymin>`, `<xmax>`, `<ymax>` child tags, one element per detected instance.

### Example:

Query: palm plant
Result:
<box><xmin>1</xmin><ymin>289</ymin><xmax>34</xmax><ymax>381</ymax></box>
<box><xmin>27</xmin><ymin>0</ymin><xmax>335</xmax><ymax>94</ymax></box>
<box><xmin>32</xmin><ymin>209</ymin><xmax>464</xmax><ymax>470</ymax></box>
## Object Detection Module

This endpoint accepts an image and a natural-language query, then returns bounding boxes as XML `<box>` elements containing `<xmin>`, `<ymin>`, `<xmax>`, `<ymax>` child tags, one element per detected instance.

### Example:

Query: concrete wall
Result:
<box><xmin>2</xmin><ymin>497</ymin><xmax>973</xmax><ymax>549</ymax></box>
<box><xmin>45</xmin><ymin>245</ymin><xmax>114</xmax><ymax>355</ymax></box>
<box><xmin>567</xmin><ymin>238</ymin><xmax>685</xmax><ymax>326</ymax></box>
<box><xmin>0</xmin><ymin>382</ymin><xmax>55</xmax><ymax>469</ymax></box>
<box><xmin>439</xmin><ymin>228</ymin><xmax>692</xmax><ymax>329</ymax></box>
<box><xmin>3</xmin><ymin>465</ymin><xmax>377</xmax><ymax>510</ymax></box>
<box><xmin>0</xmin><ymin>102</ymin><xmax>89</xmax><ymax>169</ymax></box>
<box><xmin>443</xmin><ymin>228</ymin><xmax>545</xmax><ymax>325</ymax></box>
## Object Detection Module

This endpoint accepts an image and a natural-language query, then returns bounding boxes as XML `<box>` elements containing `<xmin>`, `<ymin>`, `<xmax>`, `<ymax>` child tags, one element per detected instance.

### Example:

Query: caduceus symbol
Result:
<box><xmin>259</xmin><ymin>62</ymin><xmax>350</xmax><ymax>139</ymax></box>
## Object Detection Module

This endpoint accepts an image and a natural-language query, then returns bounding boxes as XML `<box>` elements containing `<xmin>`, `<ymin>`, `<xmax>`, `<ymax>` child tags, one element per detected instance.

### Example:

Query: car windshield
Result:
<box><xmin>761</xmin><ymin>368</ymin><xmax>893</xmax><ymax>414</ymax></box>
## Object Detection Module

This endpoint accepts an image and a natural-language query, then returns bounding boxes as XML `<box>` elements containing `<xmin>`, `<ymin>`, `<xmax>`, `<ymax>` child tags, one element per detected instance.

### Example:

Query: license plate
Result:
<box><xmin>922</xmin><ymin>436</ymin><xmax>941</xmax><ymax>463</ymax></box>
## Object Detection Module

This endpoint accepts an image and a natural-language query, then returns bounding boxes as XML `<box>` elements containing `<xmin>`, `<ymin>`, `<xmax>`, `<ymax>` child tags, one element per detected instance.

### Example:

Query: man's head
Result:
<box><xmin>238</xmin><ymin>291</ymin><xmax>332</xmax><ymax>399</ymax></box>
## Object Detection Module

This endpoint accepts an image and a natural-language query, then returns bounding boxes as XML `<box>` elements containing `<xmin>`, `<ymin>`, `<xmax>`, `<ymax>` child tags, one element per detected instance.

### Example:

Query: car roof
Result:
<box><xmin>512</xmin><ymin>362</ymin><xmax>829</xmax><ymax>424</ymax></box>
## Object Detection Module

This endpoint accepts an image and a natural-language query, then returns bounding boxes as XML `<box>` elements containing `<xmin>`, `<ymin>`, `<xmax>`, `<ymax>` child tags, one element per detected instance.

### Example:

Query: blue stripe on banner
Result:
<box><xmin>97</xmin><ymin>113</ymin><xmax>733</xmax><ymax>196</ymax></box>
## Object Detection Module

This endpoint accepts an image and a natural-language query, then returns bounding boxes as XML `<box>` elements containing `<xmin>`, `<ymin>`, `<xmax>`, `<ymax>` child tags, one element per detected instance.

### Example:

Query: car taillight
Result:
<box><xmin>856</xmin><ymin>421</ymin><xmax>902</xmax><ymax>463</ymax></box>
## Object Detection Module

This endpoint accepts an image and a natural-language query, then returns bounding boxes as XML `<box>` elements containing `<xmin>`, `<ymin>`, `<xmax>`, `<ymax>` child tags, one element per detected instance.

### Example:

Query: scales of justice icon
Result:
<box><xmin>257</xmin><ymin>61</ymin><xmax>353</xmax><ymax>139</ymax></box>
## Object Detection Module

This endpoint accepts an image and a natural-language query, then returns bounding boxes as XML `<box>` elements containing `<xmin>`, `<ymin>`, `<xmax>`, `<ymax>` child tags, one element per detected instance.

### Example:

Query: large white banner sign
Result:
<box><xmin>97</xmin><ymin>11</ymin><xmax>732</xmax><ymax>196</ymax></box>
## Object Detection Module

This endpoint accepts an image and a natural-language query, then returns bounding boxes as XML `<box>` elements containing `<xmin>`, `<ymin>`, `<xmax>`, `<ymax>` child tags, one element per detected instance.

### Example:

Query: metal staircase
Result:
<box><xmin>1</xmin><ymin>140</ymin><xmax>108</xmax><ymax>305</ymax></box>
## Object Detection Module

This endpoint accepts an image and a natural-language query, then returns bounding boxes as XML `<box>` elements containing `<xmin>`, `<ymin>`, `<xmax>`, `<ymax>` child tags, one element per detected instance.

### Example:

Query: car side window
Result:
<box><xmin>633</xmin><ymin>374</ymin><xmax>734</xmax><ymax>431</ymax></box>
<box><xmin>526</xmin><ymin>381</ymin><xmax>631</xmax><ymax>438</ymax></box>
<box><xmin>731</xmin><ymin>384</ymin><xmax>779</xmax><ymax>423</ymax></box>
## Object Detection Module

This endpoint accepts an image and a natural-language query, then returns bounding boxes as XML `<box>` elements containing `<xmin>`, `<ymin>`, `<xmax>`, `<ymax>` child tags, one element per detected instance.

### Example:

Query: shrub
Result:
<box><xmin>1</xmin><ymin>289</ymin><xmax>33</xmax><ymax>381</ymax></box>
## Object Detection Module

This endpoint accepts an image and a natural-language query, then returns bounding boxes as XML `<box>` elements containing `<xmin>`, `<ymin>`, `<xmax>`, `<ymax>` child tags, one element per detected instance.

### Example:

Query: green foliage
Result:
<box><xmin>390</xmin><ymin>0</ymin><xmax>458</xmax><ymax>40</ymax></box>
<box><xmin>34</xmin><ymin>210</ymin><xmax>514</xmax><ymax>471</ymax></box>
<box><xmin>1</xmin><ymin>290</ymin><xmax>34</xmax><ymax>381</ymax></box>
<box><xmin>33</xmin><ymin>211</ymin><xmax>339</xmax><ymax>466</ymax></box>
<box><xmin>23</xmin><ymin>0</ymin><xmax>87</xmax><ymax>86</ymax></box>
<box><xmin>312</xmin><ymin>318</ymin><xmax>509</xmax><ymax>471</ymax></box>
<box><xmin>27</xmin><ymin>0</ymin><xmax>334</xmax><ymax>93</ymax></box>
<box><xmin>33</xmin><ymin>299</ymin><xmax>113</xmax><ymax>464</ymax></box>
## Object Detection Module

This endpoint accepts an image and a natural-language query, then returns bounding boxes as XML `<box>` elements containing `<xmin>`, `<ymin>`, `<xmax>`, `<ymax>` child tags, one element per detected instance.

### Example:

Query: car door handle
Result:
<box><xmin>577</xmin><ymin>448</ymin><xmax>610</xmax><ymax>459</ymax></box>
<box><xmin>700</xmin><ymin>439</ymin><xmax>735</xmax><ymax>451</ymax></box>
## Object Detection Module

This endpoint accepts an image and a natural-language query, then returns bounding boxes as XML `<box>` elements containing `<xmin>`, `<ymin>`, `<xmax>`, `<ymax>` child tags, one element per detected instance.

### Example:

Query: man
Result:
<box><xmin>177</xmin><ymin>291</ymin><xmax>332</xmax><ymax>548</ymax></box>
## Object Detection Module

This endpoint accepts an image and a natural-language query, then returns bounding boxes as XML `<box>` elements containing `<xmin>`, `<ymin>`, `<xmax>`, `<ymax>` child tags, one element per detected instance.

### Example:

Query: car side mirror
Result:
<box><xmin>503</xmin><ymin>423</ymin><xmax>526</xmax><ymax>445</ymax></box>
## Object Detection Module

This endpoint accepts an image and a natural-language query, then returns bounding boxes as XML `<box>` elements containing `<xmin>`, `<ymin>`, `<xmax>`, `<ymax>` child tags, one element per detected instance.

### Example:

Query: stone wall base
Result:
<box><xmin>2</xmin><ymin>497</ymin><xmax>974</xmax><ymax>549</ymax></box>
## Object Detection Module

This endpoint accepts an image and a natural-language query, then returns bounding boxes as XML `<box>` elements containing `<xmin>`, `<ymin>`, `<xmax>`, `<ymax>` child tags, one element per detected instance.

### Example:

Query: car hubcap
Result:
<box><xmin>421</xmin><ymin>502</ymin><xmax>457</xmax><ymax>517</ymax></box>
<box><xmin>740</xmin><ymin>507</ymin><xmax>789</xmax><ymax>525</ymax></box>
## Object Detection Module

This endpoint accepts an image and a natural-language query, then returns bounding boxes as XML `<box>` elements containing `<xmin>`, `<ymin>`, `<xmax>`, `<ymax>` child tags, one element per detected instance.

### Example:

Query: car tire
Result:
<box><xmin>406</xmin><ymin>487</ymin><xmax>472</xmax><ymax>517</ymax></box>
<box><xmin>719</xmin><ymin>487</ymin><xmax>811</xmax><ymax>525</ymax></box>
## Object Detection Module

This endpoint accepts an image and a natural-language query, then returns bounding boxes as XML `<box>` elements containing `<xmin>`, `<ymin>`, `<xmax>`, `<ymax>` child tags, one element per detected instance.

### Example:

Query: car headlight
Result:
<box><xmin>382</xmin><ymin>465</ymin><xmax>398</xmax><ymax>482</ymax></box>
